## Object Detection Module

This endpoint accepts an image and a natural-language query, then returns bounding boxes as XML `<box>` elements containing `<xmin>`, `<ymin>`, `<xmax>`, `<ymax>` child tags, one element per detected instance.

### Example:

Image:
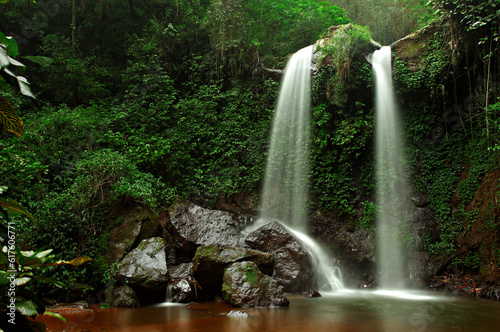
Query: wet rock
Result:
<box><xmin>110</xmin><ymin>285</ymin><xmax>140</xmax><ymax>308</ymax></box>
<box><xmin>306</xmin><ymin>289</ymin><xmax>322</xmax><ymax>298</ymax></box>
<box><xmin>169</xmin><ymin>278</ymin><xmax>198</xmax><ymax>303</ymax></box>
<box><xmin>245</xmin><ymin>221</ymin><xmax>314</xmax><ymax>292</ymax></box>
<box><xmin>222</xmin><ymin>261</ymin><xmax>289</xmax><ymax>308</ymax></box>
<box><xmin>227</xmin><ymin>310</ymin><xmax>249</xmax><ymax>318</ymax></box>
<box><xmin>168</xmin><ymin>262</ymin><xmax>193</xmax><ymax>280</ymax></box>
<box><xmin>117</xmin><ymin>237</ymin><xmax>170</xmax><ymax>303</ymax></box>
<box><xmin>103</xmin><ymin>204</ymin><xmax>163</xmax><ymax>265</ymax></box>
<box><xmin>309</xmin><ymin>211</ymin><xmax>376</xmax><ymax>288</ymax></box>
<box><xmin>168</xmin><ymin>201</ymin><xmax>243</xmax><ymax>253</ymax></box>
<box><xmin>103</xmin><ymin>210</ymin><xmax>142</xmax><ymax>265</ymax></box>
<box><xmin>192</xmin><ymin>245</ymin><xmax>274</xmax><ymax>299</ymax></box>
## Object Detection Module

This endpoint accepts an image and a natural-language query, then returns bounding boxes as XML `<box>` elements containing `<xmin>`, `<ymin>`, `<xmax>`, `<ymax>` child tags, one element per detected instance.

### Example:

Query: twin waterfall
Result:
<box><xmin>259</xmin><ymin>45</ymin><xmax>406</xmax><ymax>291</ymax></box>
<box><xmin>373</xmin><ymin>46</ymin><xmax>407</xmax><ymax>288</ymax></box>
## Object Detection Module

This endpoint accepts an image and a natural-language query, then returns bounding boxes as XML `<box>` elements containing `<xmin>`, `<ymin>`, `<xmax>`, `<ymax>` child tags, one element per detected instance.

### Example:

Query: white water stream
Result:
<box><xmin>372</xmin><ymin>46</ymin><xmax>408</xmax><ymax>288</ymax></box>
<box><xmin>257</xmin><ymin>45</ymin><xmax>344</xmax><ymax>292</ymax></box>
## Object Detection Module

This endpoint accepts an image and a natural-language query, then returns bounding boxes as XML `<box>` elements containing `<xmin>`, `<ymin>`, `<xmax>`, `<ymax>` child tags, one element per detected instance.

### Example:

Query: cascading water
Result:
<box><xmin>257</xmin><ymin>45</ymin><xmax>343</xmax><ymax>292</ymax></box>
<box><xmin>372</xmin><ymin>46</ymin><xmax>408</xmax><ymax>288</ymax></box>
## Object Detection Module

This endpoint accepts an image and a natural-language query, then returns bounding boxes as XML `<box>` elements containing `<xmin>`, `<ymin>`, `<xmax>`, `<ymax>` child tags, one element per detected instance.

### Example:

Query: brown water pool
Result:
<box><xmin>36</xmin><ymin>290</ymin><xmax>500</xmax><ymax>331</ymax></box>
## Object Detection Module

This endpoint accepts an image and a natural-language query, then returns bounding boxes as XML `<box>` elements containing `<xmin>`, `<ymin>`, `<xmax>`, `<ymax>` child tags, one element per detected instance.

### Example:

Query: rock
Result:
<box><xmin>168</xmin><ymin>263</ymin><xmax>193</xmax><ymax>280</ymax></box>
<box><xmin>222</xmin><ymin>261</ymin><xmax>289</xmax><ymax>308</ymax></box>
<box><xmin>103</xmin><ymin>204</ymin><xmax>163</xmax><ymax>265</ymax></box>
<box><xmin>169</xmin><ymin>278</ymin><xmax>198</xmax><ymax>303</ymax></box>
<box><xmin>110</xmin><ymin>285</ymin><xmax>140</xmax><ymax>308</ymax></box>
<box><xmin>103</xmin><ymin>209</ymin><xmax>143</xmax><ymax>265</ymax></box>
<box><xmin>192</xmin><ymin>245</ymin><xmax>274</xmax><ymax>299</ymax></box>
<box><xmin>309</xmin><ymin>211</ymin><xmax>376</xmax><ymax>288</ymax></box>
<box><xmin>306</xmin><ymin>289</ymin><xmax>322</xmax><ymax>298</ymax></box>
<box><xmin>168</xmin><ymin>201</ymin><xmax>243</xmax><ymax>255</ymax></box>
<box><xmin>227</xmin><ymin>310</ymin><xmax>249</xmax><ymax>318</ymax></box>
<box><xmin>245</xmin><ymin>221</ymin><xmax>314</xmax><ymax>292</ymax></box>
<box><xmin>117</xmin><ymin>237</ymin><xmax>170</xmax><ymax>304</ymax></box>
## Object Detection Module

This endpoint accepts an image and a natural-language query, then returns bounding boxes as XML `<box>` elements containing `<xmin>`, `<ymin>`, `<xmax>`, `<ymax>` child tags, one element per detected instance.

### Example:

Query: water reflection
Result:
<box><xmin>39</xmin><ymin>291</ymin><xmax>500</xmax><ymax>332</ymax></box>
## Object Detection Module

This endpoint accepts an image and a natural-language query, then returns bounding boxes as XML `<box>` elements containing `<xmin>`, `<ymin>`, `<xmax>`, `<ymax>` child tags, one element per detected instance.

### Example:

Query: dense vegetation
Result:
<box><xmin>0</xmin><ymin>0</ymin><xmax>498</xmax><ymax>311</ymax></box>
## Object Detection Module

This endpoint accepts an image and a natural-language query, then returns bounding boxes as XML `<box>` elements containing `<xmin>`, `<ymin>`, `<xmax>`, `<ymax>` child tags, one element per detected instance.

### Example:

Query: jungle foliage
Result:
<box><xmin>0</xmin><ymin>0</ymin><xmax>498</xmax><ymax>305</ymax></box>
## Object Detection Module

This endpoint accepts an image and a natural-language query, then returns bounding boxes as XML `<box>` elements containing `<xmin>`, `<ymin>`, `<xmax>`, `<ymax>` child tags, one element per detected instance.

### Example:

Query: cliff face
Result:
<box><xmin>306</xmin><ymin>18</ymin><xmax>500</xmax><ymax>296</ymax></box>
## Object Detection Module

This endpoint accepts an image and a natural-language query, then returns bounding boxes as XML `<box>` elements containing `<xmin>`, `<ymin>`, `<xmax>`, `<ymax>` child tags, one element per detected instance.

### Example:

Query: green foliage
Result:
<box><xmin>357</xmin><ymin>201</ymin><xmax>377</xmax><ymax>230</ymax></box>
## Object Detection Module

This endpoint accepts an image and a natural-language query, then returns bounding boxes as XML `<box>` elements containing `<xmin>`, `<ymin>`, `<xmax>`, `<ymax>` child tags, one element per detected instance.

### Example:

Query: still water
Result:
<box><xmin>40</xmin><ymin>290</ymin><xmax>500</xmax><ymax>332</ymax></box>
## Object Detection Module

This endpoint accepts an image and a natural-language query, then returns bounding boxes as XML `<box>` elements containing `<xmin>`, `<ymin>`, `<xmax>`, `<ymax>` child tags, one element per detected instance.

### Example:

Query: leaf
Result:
<box><xmin>0</xmin><ymin>43</ymin><xmax>10</xmax><ymax>69</ymax></box>
<box><xmin>16</xmin><ymin>300</ymin><xmax>39</xmax><ymax>316</ymax></box>
<box><xmin>46</xmin><ymin>256</ymin><xmax>93</xmax><ymax>267</ymax></box>
<box><xmin>44</xmin><ymin>311</ymin><xmax>67</xmax><ymax>323</ymax></box>
<box><xmin>0</xmin><ymin>197</ymin><xmax>35</xmax><ymax>220</ymax></box>
<box><xmin>15</xmin><ymin>276</ymin><xmax>32</xmax><ymax>286</ymax></box>
<box><xmin>0</xmin><ymin>32</ymin><xmax>18</xmax><ymax>58</ymax></box>
<box><xmin>17</xmin><ymin>76</ymin><xmax>36</xmax><ymax>99</ymax></box>
<box><xmin>34</xmin><ymin>276</ymin><xmax>67</xmax><ymax>288</ymax></box>
<box><xmin>8</xmin><ymin>56</ymin><xmax>25</xmax><ymax>68</ymax></box>
<box><xmin>22</xmin><ymin>55</ymin><xmax>54</xmax><ymax>67</ymax></box>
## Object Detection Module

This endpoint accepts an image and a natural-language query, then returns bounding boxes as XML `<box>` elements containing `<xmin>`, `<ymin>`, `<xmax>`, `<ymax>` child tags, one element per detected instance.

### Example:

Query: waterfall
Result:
<box><xmin>372</xmin><ymin>46</ymin><xmax>408</xmax><ymax>288</ymax></box>
<box><xmin>257</xmin><ymin>45</ymin><xmax>344</xmax><ymax>292</ymax></box>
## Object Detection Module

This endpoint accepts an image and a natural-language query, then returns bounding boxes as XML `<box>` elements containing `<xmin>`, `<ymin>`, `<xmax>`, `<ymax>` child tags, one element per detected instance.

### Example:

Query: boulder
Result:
<box><xmin>168</xmin><ymin>201</ymin><xmax>243</xmax><ymax>257</ymax></box>
<box><xmin>222</xmin><ymin>261</ymin><xmax>289</xmax><ymax>308</ymax></box>
<box><xmin>103</xmin><ymin>204</ymin><xmax>163</xmax><ymax>265</ymax></box>
<box><xmin>168</xmin><ymin>262</ymin><xmax>193</xmax><ymax>280</ymax></box>
<box><xmin>169</xmin><ymin>278</ymin><xmax>198</xmax><ymax>303</ymax></box>
<box><xmin>192</xmin><ymin>245</ymin><xmax>274</xmax><ymax>299</ymax></box>
<box><xmin>245</xmin><ymin>221</ymin><xmax>314</xmax><ymax>292</ymax></box>
<box><xmin>110</xmin><ymin>285</ymin><xmax>140</xmax><ymax>308</ymax></box>
<box><xmin>117</xmin><ymin>237</ymin><xmax>170</xmax><ymax>303</ymax></box>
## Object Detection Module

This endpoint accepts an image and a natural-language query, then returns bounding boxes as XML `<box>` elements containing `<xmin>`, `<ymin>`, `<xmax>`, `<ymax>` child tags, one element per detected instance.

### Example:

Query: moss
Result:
<box><xmin>245</xmin><ymin>264</ymin><xmax>259</xmax><ymax>287</ymax></box>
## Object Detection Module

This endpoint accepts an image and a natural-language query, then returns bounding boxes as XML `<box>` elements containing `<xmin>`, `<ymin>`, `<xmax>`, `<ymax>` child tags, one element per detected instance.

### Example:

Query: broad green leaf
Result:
<box><xmin>47</xmin><ymin>256</ymin><xmax>93</xmax><ymax>267</ymax></box>
<box><xmin>44</xmin><ymin>311</ymin><xmax>67</xmax><ymax>323</ymax></box>
<box><xmin>22</xmin><ymin>55</ymin><xmax>54</xmax><ymax>67</ymax></box>
<box><xmin>0</xmin><ymin>96</ymin><xmax>22</xmax><ymax>137</ymax></box>
<box><xmin>17</xmin><ymin>76</ymin><xmax>36</xmax><ymax>99</ymax></box>
<box><xmin>16</xmin><ymin>300</ymin><xmax>39</xmax><ymax>316</ymax></box>
<box><xmin>0</xmin><ymin>197</ymin><xmax>35</xmax><ymax>220</ymax></box>
<box><xmin>8</xmin><ymin>56</ymin><xmax>24</xmax><ymax>67</ymax></box>
<box><xmin>34</xmin><ymin>276</ymin><xmax>67</xmax><ymax>288</ymax></box>
<box><xmin>15</xmin><ymin>276</ymin><xmax>32</xmax><ymax>286</ymax></box>
<box><xmin>0</xmin><ymin>32</ymin><xmax>19</xmax><ymax>58</ymax></box>
<box><xmin>0</xmin><ymin>44</ymin><xmax>9</xmax><ymax>69</ymax></box>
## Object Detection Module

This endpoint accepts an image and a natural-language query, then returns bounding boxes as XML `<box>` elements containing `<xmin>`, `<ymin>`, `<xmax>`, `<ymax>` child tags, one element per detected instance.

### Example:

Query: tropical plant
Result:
<box><xmin>0</xmin><ymin>32</ymin><xmax>92</xmax><ymax>331</ymax></box>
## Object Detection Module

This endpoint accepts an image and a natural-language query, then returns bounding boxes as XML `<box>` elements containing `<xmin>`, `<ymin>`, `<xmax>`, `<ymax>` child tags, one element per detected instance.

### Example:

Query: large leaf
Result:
<box><xmin>17</xmin><ymin>76</ymin><xmax>36</xmax><ymax>99</ymax></box>
<box><xmin>0</xmin><ymin>43</ymin><xmax>9</xmax><ymax>69</ymax></box>
<box><xmin>46</xmin><ymin>256</ymin><xmax>94</xmax><ymax>267</ymax></box>
<box><xmin>0</xmin><ymin>32</ymin><xmax>18</xmax><ymax>58</ymax></box>
<box><xmin>0</xmin><ymin>95</ymin><xmax>23</xmax><ymax>137</ymax></box>
<box><xmin>0</xmin><ymin>197</ymin><xmax>35</xmax><ymax>220</ymax></box>
<box><xmin>15</xmin><ymin>300</ymin><xmax>39</xmax><ymax>316</ymax></box>
<box><xmin>22</xmin><ymin>55</ymin><xmax>54</xmax><ymax>67</ymax></box>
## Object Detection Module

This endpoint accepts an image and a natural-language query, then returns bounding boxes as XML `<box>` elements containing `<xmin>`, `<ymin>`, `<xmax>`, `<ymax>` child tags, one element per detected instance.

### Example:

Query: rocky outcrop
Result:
<box><xmin>192</xmin><ymin>245</ymin><xmax>274</xmax><ymax>299</ymax></box>
<box><xmin>117</xmin><ymin>237</ymin><xmax>170</xmax><ymax>303</ymax></box>
<box><xmin>222</xmin><ymin>261</ymin><xmax>289</xmax><ymax>308</ymax></box>
<box><xmin>245</xmin><ymin>221</ymin><xmax>314</xmax><ymax>292</ymax></box>
<box><xmin>168</xmin><ymin>201</ymin><xmax>243</xmax><ymax>253</ymax></box>
<box><xmin>103</xmin><ymin>204</ymin><xmax>162</xmax><ymax>265</ymax></box>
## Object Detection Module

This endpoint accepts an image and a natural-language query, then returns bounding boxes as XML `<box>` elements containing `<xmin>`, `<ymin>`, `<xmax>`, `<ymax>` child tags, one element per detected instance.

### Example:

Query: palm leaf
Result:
<box><xmin>0</xmin><ymin>95</ymin><xmax>23</xmax><ymax>137</ymax></box>
<box><xmin>0</xmin><ymin>197</ymin><xmax>35</xmax><ymax>220</ymax></box>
